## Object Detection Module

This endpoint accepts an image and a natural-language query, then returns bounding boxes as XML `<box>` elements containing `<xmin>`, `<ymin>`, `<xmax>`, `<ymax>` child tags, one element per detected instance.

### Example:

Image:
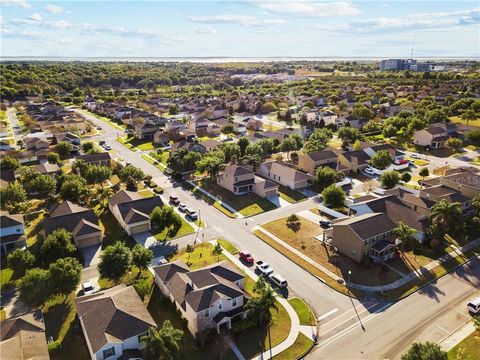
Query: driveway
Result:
<box><xmin>80</xmin><ymin>244</ymin><xmax>102</xmax><ymax>267</ymax></box>
<box><xmin>266</xmin><ymin>195</ymin><xmax>290</xmax><ymax>208</ymax></box>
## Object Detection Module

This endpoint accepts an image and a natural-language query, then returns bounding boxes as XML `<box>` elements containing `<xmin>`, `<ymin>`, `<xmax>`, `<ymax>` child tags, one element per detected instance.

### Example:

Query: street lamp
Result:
<box><xmin>348</xmin><ymin>270</ymin><xmax>352</xmax><ymax>285</ymax></box>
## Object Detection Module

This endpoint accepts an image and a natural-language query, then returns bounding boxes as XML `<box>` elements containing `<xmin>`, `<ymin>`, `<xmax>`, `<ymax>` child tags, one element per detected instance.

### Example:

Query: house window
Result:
<box><xmin>278</xmin><ymin>176</ymin><xmax>281</xmax><ymax>181</ymax></box>
<box><xmin>204</xmin><ymin>309</ymin><xmax>209</xmax><ymax>318</ymax></box>
<box><xmin>103</xmin><ymin>347</ymin><xmax>115</xmax><ymax>359</ymax></box>
<box><xmin>232</xmin><ymin>298</ymin><xmax>237</xmax><ymax>307</ymax></box>
<box><xmin>138</xmin><ymin>332</ymin><xmax>148</xmax><ymax>343</ymax></box>
<box><xmin>219</xmin><ymin>301</ymin><xmax>223</xmax><ymax>310</ymax></box>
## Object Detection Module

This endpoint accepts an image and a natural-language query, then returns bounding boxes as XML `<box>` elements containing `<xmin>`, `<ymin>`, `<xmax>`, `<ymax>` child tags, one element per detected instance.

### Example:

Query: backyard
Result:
<box><xmin>198</xmin><ymin>179</ymin><xmax>277</xmax><ymax>217</ymax></box>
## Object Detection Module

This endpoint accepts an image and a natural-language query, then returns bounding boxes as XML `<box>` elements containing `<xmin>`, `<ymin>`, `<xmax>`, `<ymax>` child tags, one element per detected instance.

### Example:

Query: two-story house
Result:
<box><xmin>153</xmin><ymin>260</ymin><xmax>246</xmax><ymax>337</ymax></box>
<box><xmin>0</xmin><ymin>211</ymin><xmax>26</xmax><ymax>255</ymax></box>
<box><xmin>76</xmin><ymin>285</ymin><xmax>156</xmax><ymax>360</ymax></box>
<box><xmin>76</xmin><ymin>152</ymin><xmax>113</xmax><ymax>167</ymax></box>
<box><xmin>257</xmin><ymin>161</ymin><xmax>313</xmax><ymax>190</ymax></box>
<box><xmin>298</xmin><ymin>149</ymin><xmax>338</xmax><ymax>175</ymax></box>
<box><xmin>330</xmin><ymin>212</ymin><xmax>397</xmax><ymax>264</ymax></box>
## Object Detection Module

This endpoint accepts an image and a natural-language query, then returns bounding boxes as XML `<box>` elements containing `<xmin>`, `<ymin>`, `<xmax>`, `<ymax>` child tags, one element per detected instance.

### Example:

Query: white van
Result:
<box><xmin>467</xmin><ymin>297</ymin><xmax>480</xmax><ymax>315</ymax></box>
<box><xmin>269</xmin><ymin>273</ymin><xmax>288</xmax><ymax>288</ymax></box>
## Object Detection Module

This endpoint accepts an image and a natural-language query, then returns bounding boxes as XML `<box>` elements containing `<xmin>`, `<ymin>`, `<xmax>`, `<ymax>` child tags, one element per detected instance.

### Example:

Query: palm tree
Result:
<box><xmin>245</xmin><ymin>280</ymin><xmax>278</xmax><ymax>326</ymax></box>
<box><xmin>394</xmin><ymin>222</ymin><xmax>417</xmax><ymax>251</ymax></box>
<box><xmin>142</xmin><ymin>321</ymin><xmax>183</xmax><ymax>360</ymax></box>
<box><xmin>430</xmin><ymin>200</ymin><xmax>462</xmax><ymax>235</ymax></box>
<box><xmin>170</xmin><ymin>148</ymin><xmax>188</xmax><ymax>166</ymax></box>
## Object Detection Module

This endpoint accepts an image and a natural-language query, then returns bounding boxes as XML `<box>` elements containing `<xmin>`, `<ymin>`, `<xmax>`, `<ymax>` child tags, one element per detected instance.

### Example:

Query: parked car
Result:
<box><xmin>99</xmin><ymin>140</ymin><xmax>106</xmax><ymax>146</ymax></box>
<box><xmin>365</xmin><ymin>167</ymin><xmax>375</xmax><ymax>175</ymax></box>
<box><xmin>269</xmin><ymin>273</ymin><xmax>288</xmax><ymax>288</ymax></box>
<box><xmin>255</xmin><ymin>260</ymin><xmax>274</xmax><ymax>276</ymax></box>
<box><xmin>467</xmin><ymin>297</ymin><xmax>480</xmax><ymax>315</ymax></box>
<box><xmin>410</xmin><ymin>153</ymin><xmax>420</xmax><ymax>159</ymax></box>
<box><xmin>239</xmin><ymin>250</ymin><xmax>254</xmax><ymax>264</ymax></box>
<box><xmin>96</xmin><ymin>125</ymin><xmax>102</xmax><ymax>130</ymax></box>
<box><xmin>104</xmin><ymin>145</ymin><xmax>111</xmax><ymax>151</ymax></box>
<box><xmin>125</xmin><ymin>162</ymin><xmax>132</xmax><ymax>166</ymax></box>
<box><xmin>186</xmin><ymin>208</ymin><xmax>198</xmax><ymax>220</ymax></box>
<box><xmin>178</xmin><ymin>203</ymin><xmax>187</xmax><ymax>212</ymax></box>
<box><xmin>319</xmin><ymin>220</ymin><xmax>332</xmax><ymax>229</ymax></box>
<box><xmin>82</xmin><ymin>281</ymin><xmax>96</xmax><ymax>295</ymax></box>
<box><xmin>169</xmin><ymin>196</ymin><xmax>180</xmax><ymax>205</ymax></box>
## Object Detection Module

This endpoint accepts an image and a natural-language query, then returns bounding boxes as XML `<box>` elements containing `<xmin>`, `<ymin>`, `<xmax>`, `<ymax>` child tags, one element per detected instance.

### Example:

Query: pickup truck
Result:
<box><xmin>256</xmin><ymin>260</ymin><xmax>274</xmax><ymax>276</ymax></box>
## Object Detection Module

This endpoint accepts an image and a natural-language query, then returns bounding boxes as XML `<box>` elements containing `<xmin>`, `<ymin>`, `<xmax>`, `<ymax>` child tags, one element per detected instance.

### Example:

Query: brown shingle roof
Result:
<box><xmin>76</xmin><ymin>152</ymin><xmax>112</xmax><ymax>163</ymax></box>
<box><xmin>43</xmin><ymin>201</ymin><xmax>100</xmax><ymax>237</ymax></box>
<box><xmin>223</xmin><ymin>164</ymin><xmax>254</xmax><ymax>177</ymax></box>
<box><xmin>0</xmin><ymin>211</ymin><xmax>24</xmax><ymax>228</ymax></box>
<box><xmin>336</xmin><ymin>213</ymin><xmax>396</xmax><ymax>239</ymax></box>
<box><xmin>307</xmin><ymin>149</ymin><xmax>338</xmax><ymax>162</ymax></box>
<box><xmin>75</xmin><ymin>285</ymin><xmax>156</xmax><ymax>353</ymax></box>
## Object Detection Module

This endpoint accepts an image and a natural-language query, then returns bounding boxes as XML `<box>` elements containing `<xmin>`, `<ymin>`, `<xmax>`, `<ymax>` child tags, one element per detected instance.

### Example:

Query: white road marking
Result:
<box><xmin>320</xmin><ymin>301</ymin><xmax>379</xmax><ymax>330</ymax></box>
<box><xmin>248</xmin><ymin>218</ymin><xmax>254</xmax><ymax>222</ymax></box>
<box><xmin>457</xmin><ymin>311</ymin><xmax>471</xmax><ymax>319</ymax></box>
<box><xmin>436</xmin><ymin>324</ymin><xmax>450</xmax><ymax>334</ymax></box>
<box><xmin>317</xmin><ymin>308</ymin><xmax>339</xmax><ymax>321</ymax></box>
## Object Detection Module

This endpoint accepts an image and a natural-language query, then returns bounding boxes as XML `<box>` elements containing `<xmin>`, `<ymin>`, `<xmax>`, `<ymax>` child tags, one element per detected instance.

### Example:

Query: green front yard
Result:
<box><xmin>217</xmin><ymin>238</ymin><xmax>239</xmax><ymax>254</ymax></box>
<box><xmin>272</xmin><ymin>333</ymin><xmax>314</xmax><ymax>360</ymax></box>
<box><xmin>198</xmin><ymin>180</ymin><xmax>276</xmax><ymax>217</ymax></box>
<box><xmin>278</xmin><ymin>186</ymin><xmax>307</xmax><ymax>204</ymax></box>
<box><xmin>448</xmin><ymin>330</ymin><xmax>480</xmax><ymax>360</ymax></box>
<box><xmin>288</xmin><ymin>298</ymin><xmax>316</xmax><ymax>326</ymax></box>
<box><xmin>152</xmin><ymin>215</ymin><xmax>195</xmax><ymax>242</ymax></box>
<box><xmin>118</xmin><ymin>135</ymin><xmax>156</xmax><ymax>151</ymax></box>
<box><xmin>191</xmin><ymin>188</ymin><xmax>237</xmax><ymax>218</ymax></box>
<box><xmin>167</xmin><ymin>242</ymin><xmax>227</xmax><ymax>269</ymax></box>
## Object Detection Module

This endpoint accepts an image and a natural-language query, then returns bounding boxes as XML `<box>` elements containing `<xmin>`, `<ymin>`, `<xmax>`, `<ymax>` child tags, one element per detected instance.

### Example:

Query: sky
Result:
<box><xmin>1</xmin><ymin>0</ymin><xmax>479</xmax><ymax>58</ymax></box>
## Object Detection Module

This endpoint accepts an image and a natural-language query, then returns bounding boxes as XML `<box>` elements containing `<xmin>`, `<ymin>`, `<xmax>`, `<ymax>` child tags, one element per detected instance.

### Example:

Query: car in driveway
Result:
<box><xmin>169</xmin><ymin>196</ymin><xmax>180</xmax><ymax>206</ymax></box>
<box><xmin>239</xmin><ymin>250</ymin><xmax>254</xmax><ymax>264</ymax></box>
<box><xmin>319</xmin><ymin>220</ymin><xmax>332</xmax><ymax>229</ymax></box>
<box><xmin>178</xmin><ymin>203</ymin><xmax>187</xmax><ymax>212</ymax></box>
<box><xmin>186</xmin><ymin>208</ymin><xmax>198</xmax><ymax>220</ymax></box>
<box><xmin>96</xmin><ymin>125</ymin><xmax>102</xmax><ymax>130</ymax></box>
<box><xmin>467</xmin><ymin>297</ymin><xmax>480</xmax><ymax>315</ymax></box>
<box><xmin>410</xmin><ymin>153</ymin><xmax>421</xmax><ymax>159</ymax></box>
<box><xmin>82</xmin><ymin>281</ymin><xmax>96</xmax><ymax>295</ymax></box>
<box><xmin>269</xmin><ymin>273</ymin><xmax>288</xmax><ymax>288</ymax></box>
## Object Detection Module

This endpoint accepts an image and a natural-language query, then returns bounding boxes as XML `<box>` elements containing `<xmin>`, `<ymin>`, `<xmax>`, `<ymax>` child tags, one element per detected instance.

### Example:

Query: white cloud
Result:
<box><xmin>0</xmin><ymin>0</ymin><xmax>31</xmax><ymax>9</ymax></box>
<box><xmin>193</xmin><ymin>25</ymin><xmax>216</xmax><ymax>34</ymax></box>
<box><xmin>27</xmin><ymin>13</ymin><xmax>42</xmax><ymax>22</ymax></box>
<box><xmin>186</xmin><ymin>14</ymin><xmax>285</xmax><ymax>27</ymax></box>
<box><xmin>45</xmin><ymin>4</ymin><xmax>64</xmax><ymax>14</ymax></box>
<box><xmin>311</xmin><ymin>8</ymin><xmax>480</xmax><ymax>33</ymax></box>
<box><xmin>251</xmin><ymin>1</ymin><xmax>361</xmax><ymax>18</ymax></box>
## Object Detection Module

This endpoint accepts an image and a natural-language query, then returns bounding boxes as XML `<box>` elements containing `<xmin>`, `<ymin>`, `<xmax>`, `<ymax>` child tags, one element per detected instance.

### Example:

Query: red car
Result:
<box><xmin>239</xmin><ymin>250</ymin><xmax>254</xmax><ymax>264</ymax></box>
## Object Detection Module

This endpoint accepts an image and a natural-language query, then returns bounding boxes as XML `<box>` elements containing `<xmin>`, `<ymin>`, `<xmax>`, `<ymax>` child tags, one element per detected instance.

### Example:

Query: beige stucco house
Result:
<box><xmin>298</xmin><ymin>149</ymin><xmax>338</xmax><ymax>175</ymax></box>
<box><xmin>258</xmin><ymin>161</ymin><xmax>313</xmax><ymax>190</ymax></box>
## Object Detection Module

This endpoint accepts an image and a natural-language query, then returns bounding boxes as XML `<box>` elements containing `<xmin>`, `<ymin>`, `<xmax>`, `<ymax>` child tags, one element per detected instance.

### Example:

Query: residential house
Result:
<box><xmin>0</xmin><ymin>140</ymin><xmax>13</xmax><ymax>151</ymax></box>
<box><xmin>169</xmin><ymin>141</ymin><xmax>206</xmax><ymax>155</ymax></box>
<box><xmin>0</xmin><ymin>211</ymin><xmax>26</xmax><ymax>255</ymax></box>
<box><xmin>188</xmin><ymin>117</ymin><xmax>209</xmax><ymax>136</ymax></box>
<box><xmin>153</xmin><ymin>260</ymin><xmax>246</xmax><ymax>336</ymax></box>
<box><xmin>0</xmin><ymin>310</ymin><xmax>49</xmax><ymax>360</ymax></box>
<box><xmin>200</xmin><ymin>139</ymin><xmax>222</xmax><ymax>152</ymax></box>
<box><xmin>298</xmin><ymin>149</ymin><xmax>338</xmax><ymax>175</ymax></box>
<box><xmin>76</xmin><ymin>285</ymin><xmax>157</xmax><ymax>360</ymax></box>
<box><xmin>76</xmin><ymin>152</ymin><xmax>113</xmax><ymax>167</ymax></box>
<box><xmin>54</xmin><ymin>132</ymin><xmax>81</xmax><ymax>146</ymax></box>
<box><xmin>216</xmin><ymin>163</ymin><xmax>279</xmax><ymax>198</ymax></box>
<box><xmin>349</xmin><ymin>194</ymin><xmax>430</xmax><ymax>242</ymax></box>
<box><xmin>0</xmin><ymin>168</ymin><xmax>16</xmax><ymax>189</ymax></box>
<box><xmin>258</xmin><ymin>161</ymin><xmax>313</xmax><ymax>190</ymax></box>
<box><xmin>413</xmin><ymin>122</ymin><xmax>477</xmax><ymax>148</ymax></box>
<box><xmin>43</xmin><ymin>201</ymin><xmax>103</xmax><ymax>248</ymax></box>
<box><xmin>32</xmin><ymin>162</ymin><xmax>60</xmax><ymax>175</ymax></box>
<box><xmin>337</xmin><ymin>144</ymin><xmax>403</xmax><ymax>173</ymax></box>
<box><xmin>330</xmin><ymin>213</ymin><xmax>397</xmax><ymax>264</ymax></box>
<box><xmin>153</xmin><ymin>130</ymin><xmax>169</xmax><ymax>146</ymax></box>
<box><xmin>134</xmin><ymin>123</ymin><xmax>157</xmax><ymax>140</ymax></box>
<box><xmin>24</xmin><ymin>137</ymin><xmax>50</xmax><ymax>151</ymax></box>
<box><xmin>165</xmin><ymin>120</ymin><xmax>187</xmax><ymax>134</ymax></box>
<box><xmin>108</xmin><ymin>190</ymin><xmax>163</xmax><ymax>235</ymax></box>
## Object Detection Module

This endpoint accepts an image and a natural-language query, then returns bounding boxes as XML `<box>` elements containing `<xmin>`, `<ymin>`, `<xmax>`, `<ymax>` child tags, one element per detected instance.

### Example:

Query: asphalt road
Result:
<box><xmin>6</xmin><ymin>108</ymin><xmax>22</xmax><ymax>148</ymax></box>
<box><xmin>75</xmin><ymin>109</ymin><xmax>480</xmax><ymax>358</ymax></box>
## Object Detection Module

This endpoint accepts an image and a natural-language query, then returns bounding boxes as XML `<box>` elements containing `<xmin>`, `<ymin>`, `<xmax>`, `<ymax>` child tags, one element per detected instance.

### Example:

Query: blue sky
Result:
<box><xmin>1</xmin><ymin>0</ymin><xmax>479</xmax><ymax>58</ymax></box>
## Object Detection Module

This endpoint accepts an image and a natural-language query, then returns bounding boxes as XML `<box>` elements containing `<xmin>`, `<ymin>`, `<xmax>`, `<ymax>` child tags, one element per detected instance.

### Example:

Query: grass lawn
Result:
<box><xmin>272</xmin><ymin>333</ymin><xmax>314</xmax><ymax>360</ymax></box>
<box><xmin>198</xmin><ymin>180</ymin><xmax>276</xmax><ymax>217</ymax></box>
<box><xmin>0</xmin><ymin>309</ymin><xmax>6</xmax><ymax>322</ymax></box>
<box><xmin>278</xmin><ymin>186</ymin><xmax>307</xmax><ymax>204</ymax></box>
<box><xmin>167</xmin><ymin>242</ymin><xmax>227</xmax><ymax>269</ymax></box>
<box><xmin>448</xmin><ymin>330</ymin><xmax>480</xmax><ymax>360</ymax></box>
<box><xmin>98</xmin><ymin>266</ymin><xmax>154</xmax><ymax>290</ymax></box>
<box><xmin>450</xmin><ymin>116</ymin><xmax>480</xmax><ymax>128</ymax></box>
<box><xmin>43</xmin><ymin>293</ymin><xmax>90</xmax><ymax>360</ymax></box>
<box><xmin>149</xmin><ymin>150</ymin><xmax>170</xmax><ymax>166</ymax></box>
<box><xmin>191</xmin><ymin>188</ymin><xmax>237</xmax><ymax>218</ymax></box>
<box><xmin>262</xmin><ymin>217</ymin><xmax>402</xmax><ymax>287</ymax></box>
<box><xmin>217</xmin><ymin>238</ymin><xmax>239</xmax><ymax>254</ymax></box>
<box><xmin>152</xmin><ymin>209</ymin><xmax>195</xmax><ymax>242</ymax></box>
<box><xmin>288</xmin><ymin>298</ymin><xmax>316</xmax><ymax>326</ymax></box>
<box><xmin>118</xmin><ymin>135</ymin><xmax>156</xmax><ymax>151</ymax></box>
<box><xmin>117</xmin><ymin>135</ymin><xmax>138</xmax><ymax>152</ymax></box>
<box><xmin>406</xmin><ymin>157</ymin><xmax>430</xmax><ymax>166</ymax></box>
<box><xmin>138</xmin><ymin>188</ymin><xmax>155</xmax><ymax>198</ymax></box>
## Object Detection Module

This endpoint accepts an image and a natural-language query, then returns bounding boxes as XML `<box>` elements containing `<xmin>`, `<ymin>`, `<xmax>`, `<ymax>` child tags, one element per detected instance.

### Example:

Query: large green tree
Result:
<box><xmin>314</xmin><ymin>166</ymin><xmax>339</xmax><ymax>191</ymax></box>
<box><xmin>98</xmin><ymin>242</ymin><xmax>131</xmax><ymax>281</ymax></box>
<box><xmin>0</xmin><ymin>181</ymin><xmax>27</xmax><ymax>211</ymax></box>
<box><xmin>321</xmin><ymin>184</ymin><xmax>346</xmax><ymax>209</ymax></box>
<box><xmin>380</xmin><ymin>170</ymin><xmax>401</xmax><ymax>189</ymax></box>
<box><xmin>370</xmin><ymin>150</ymin><xmax>392</xmax><ymax>170</ymax></box>
<box><xmin>430</xmin><ymin>200</ymin><xmax>462</xmax><ymax>235</ymax></box>
<box><xmin>131</xmin><ymin>244</ymin><xmax>153</xmax><ymax>273</ymax></box>
<box><xmin>49</xmin><ymin>257</ymin><xmax>82</xmax><ymax>300</ymax></box>
<box><xmin>401</xmin><ymin>342</ymin><xmax>447</xmax><ymax>360</ymax></box>
<box><xmin>41</xmin><ymin>228</ymin><xmax>77</xmax><ymax>263</ymax></box>
<box><xmin>18</xmin><ymin>268</ymin><xmax>51</xmax><ymax>308</ymax></box>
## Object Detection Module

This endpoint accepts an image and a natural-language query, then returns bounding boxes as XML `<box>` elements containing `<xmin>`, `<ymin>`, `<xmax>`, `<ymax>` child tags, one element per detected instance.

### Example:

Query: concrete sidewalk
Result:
<box><xmin>214</xmin><ymin>241</ymin><xmax>301</xmax><ymax>360</ymax></box>
<box><xmin>440</xmin><ymin>320</ymin><xmax>475</xmax><ymax>351</ymax></box>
